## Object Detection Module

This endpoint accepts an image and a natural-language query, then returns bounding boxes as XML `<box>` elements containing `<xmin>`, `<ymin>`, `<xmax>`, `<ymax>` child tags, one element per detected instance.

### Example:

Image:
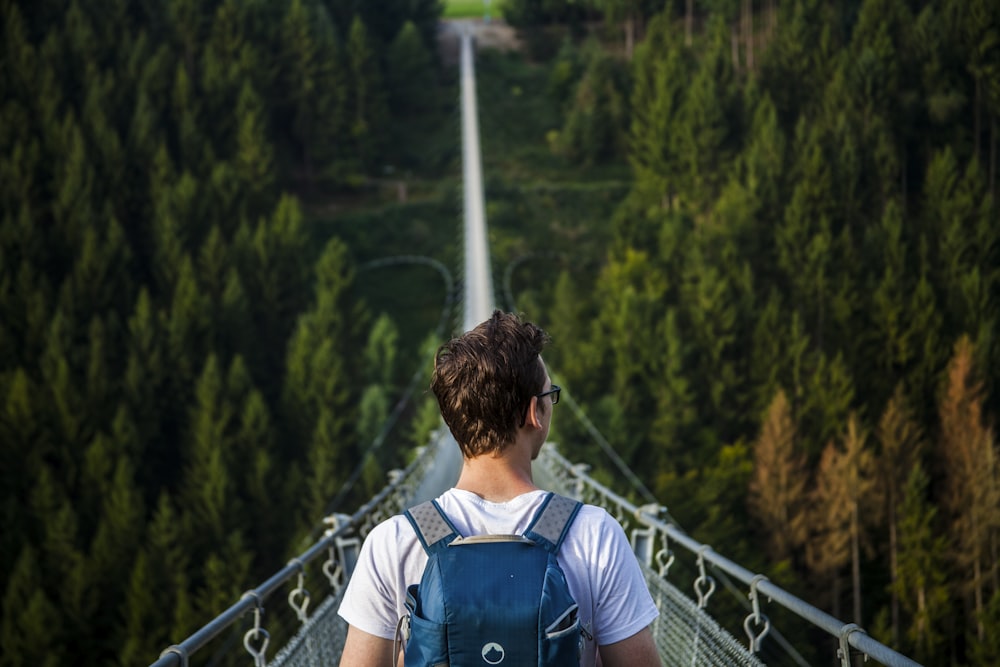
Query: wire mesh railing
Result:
<box><xmin>536</xmin><ymin>446</ymin><xmax>923</xmax><ymax>667</ymax></box>
<box><xmin>148</xmin><ymin>431</ymin><xmax>446</xmax><ymax>667</ymax></box>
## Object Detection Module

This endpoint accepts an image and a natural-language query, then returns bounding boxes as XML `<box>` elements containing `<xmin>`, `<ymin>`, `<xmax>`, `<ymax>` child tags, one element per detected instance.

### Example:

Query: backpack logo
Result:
<box><xmin>481</xmin><ymin>642</ymin><xmax>505</xmax><ymax>664</ymax></box>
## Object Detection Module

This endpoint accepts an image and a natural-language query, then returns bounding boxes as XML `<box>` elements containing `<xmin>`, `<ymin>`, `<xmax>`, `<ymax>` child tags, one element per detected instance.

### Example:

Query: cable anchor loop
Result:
<box><xmin>693</xmin><ymin>545</ymin><xmax>716</xmax><ymax>609</ymax></box>
<box><xmin>158</xmin><ymin>645</ymin><xmax>189</xmax><ymax>667</ymax></box>
<box><xmin>837</xmin><ymin>623</ymin><xmax>867</xmax><ymax>667</ymax></box>
<box><xmin>654</xmin><ymin>547</ymin><xmax>675</xmax><ymax>578</ymax></box>
<box><xmin>241</xmin><ymin>591</ymin><xmax>269</xmax><ymax>667</ymax></box>
<box><xmin>287</xmin><ymin>559</ymin><xmax>311</xmax><ymax>624</ymax></box>
<box><xmin>743</xmin><ymin>574</ymin><xmax>771</xmax><ymax>653</ymax></box>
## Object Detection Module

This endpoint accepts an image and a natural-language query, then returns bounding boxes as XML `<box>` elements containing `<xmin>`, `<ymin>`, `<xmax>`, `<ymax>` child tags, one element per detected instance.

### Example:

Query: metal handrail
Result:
<box><xmin>148</xmin><ymin>441</ymin><xmax>437</xmax><ymax>667</ymax></box>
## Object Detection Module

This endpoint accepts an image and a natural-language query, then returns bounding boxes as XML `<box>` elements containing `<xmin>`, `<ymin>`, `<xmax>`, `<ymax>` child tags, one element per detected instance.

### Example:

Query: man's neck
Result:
<box><xmin>454</xmin><ymin>446</ymin><xmax>540</xmax><ymax>503</ymax></box>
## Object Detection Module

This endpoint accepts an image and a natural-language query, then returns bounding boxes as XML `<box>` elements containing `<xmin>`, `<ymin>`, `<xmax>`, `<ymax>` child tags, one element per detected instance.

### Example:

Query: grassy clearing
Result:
<box><xmin>443</xmin><ymin>0</ymin><xmax>493</xmax><ymax>19</ymax></box>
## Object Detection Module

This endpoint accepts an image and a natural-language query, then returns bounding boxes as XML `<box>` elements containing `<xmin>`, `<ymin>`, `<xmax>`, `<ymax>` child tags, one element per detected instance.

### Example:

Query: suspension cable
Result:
<box><xmin>318</xmin><ymin>257</ymin><xmax>456</xmax><ymax>522</ymax></box>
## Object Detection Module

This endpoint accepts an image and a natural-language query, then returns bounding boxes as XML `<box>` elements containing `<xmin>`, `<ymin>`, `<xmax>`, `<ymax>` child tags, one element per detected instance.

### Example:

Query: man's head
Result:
<box><xmin>431</xmin><ymin>311</ymin><xmax>551</xmax><ymax>457</ymax></box>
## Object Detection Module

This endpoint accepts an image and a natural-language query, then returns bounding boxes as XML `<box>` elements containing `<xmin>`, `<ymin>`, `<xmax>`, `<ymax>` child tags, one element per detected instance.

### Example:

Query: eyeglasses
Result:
<box><xmin>537</xmin><ymin>385</ymin><xmax>561</xmax><ymax>404</ymax></box>
<box><xmin>519</xmin><ymin>385</ymin><xmax>561</xmax><ymax>427</ymax></box>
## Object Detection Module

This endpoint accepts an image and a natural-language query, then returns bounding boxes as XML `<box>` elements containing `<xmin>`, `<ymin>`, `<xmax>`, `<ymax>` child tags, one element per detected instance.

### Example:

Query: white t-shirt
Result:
<box><xmin>338</xmin><ymin>489</ymin><xmax>659</xmax><ymax>666</ymax></box>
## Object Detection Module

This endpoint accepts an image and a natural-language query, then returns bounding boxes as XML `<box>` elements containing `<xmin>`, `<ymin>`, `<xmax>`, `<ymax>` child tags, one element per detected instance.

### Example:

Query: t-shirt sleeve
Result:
<box><xmin>336</xmin><ymin>519</ymin><xmax>404</xmax><ymax>640</ymax></box>
<box><xmin>592</xmin><ymin>513</ymin><xmax>660</xmax><ymax>646</ymax></box>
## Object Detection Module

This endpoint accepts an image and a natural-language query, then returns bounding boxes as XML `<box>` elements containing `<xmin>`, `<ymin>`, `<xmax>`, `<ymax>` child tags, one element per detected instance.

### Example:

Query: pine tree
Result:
<box><xmin>893</xmin><ymin>463</ymin><xmax>949</xmax><ymax>664</ymax></box>
<box><xmin>938</xmin><ymin>335</ymin><xmax>1000</xmax><ymax>643</ymax></box>
<box><xmin>777</xmin><ymin>120</ymin><xmax>837</xmax><ymax>345</ymax></box>
<box><xmin>648</xmin><ymin>308</ymin><xmax>696</xmax><ymax>477</ymax></box>
<box><xmin>0</xmin><ymin>546</ymin><xmax>62</xmax><ymax>667</ymax></box>
<box><xmin>181</xmin><ymin>354</ymin><xmax>234</xmax><ymax>559</ymax></box>
<box><xmin>363</xmin><ymin>313</ymin><xmax>399</xmax><ymax>389</ymax></box>
<box><xmin>278</xmin><ymin>0</ymin><xmax>345</xmax><ymax>181</ymax></box>
<box><xmin>165</xmin><ymin>255</ymin><xmax>212</xmax><ymax>400</ymax></box>
<box><xmin>628</xmin><ymin>14</ymin><xmax>687</xmax><ymax>210</ymax></box>
<box><xmin>748</xmin><ymin>390</ymin><xmax>809</xmax><ymax>564</ymax></box>
<box><xmin>808</xmin><ymin>439</ymin><xmax>852</xmax><ymax>619</ymax></box>
<box><xmin>386</xmin><ymin>20</ymin><xmax>434</xmax><ymax>117</ymax></box>
<box><xmin>87</xmin><ymin>457</ymin><xmax>145</xmax><ymax>659</ymax></box>
<box><xmin>201</xmin><ymin>0</ymin><xmax>259</xmax><ymax>152</ymax></box>
<box><xmin>346</xmin><ymin>14</ymin><xmax>387</xmax><ymax>173</ymax></box>
<box><xmin>1</xmin><ymin>368</ymin><xmax>45</xmax><ymax>575</ymax></box>
<box><xmin>559</xmin><ymin>41</ymin><xmax>628</xmax><ymax>166</ymax></box>
<box><xmin>866</xmin><ymin>199</ymin><xmax>916</xmax><ymax>404</ymax></box>
<box><xmin>238</xmin><ymin>194</ymin><xmax>311</xmax><ymax>384</ymax></box>
<box><xmin>676</xmin><ymin>14</ymin><xmax>736</xmax><ymax>208</ymax></box>
<box><xmin>118</xmin><ymin>550</ymin><xmax>159</xmax><ymax>666</ymax></box>
<box><xmin>875</xmin><ymin>384</ymin><xmax>924</xmax><ymax>645</ymax></box>
<box><xmin>283</xmin><ymin>237</ymin><xmax>360</xmax><ymax>516</ymax></box>
<box><xmin>232</xmin><ymin>81</ymin><xmax>274</xmax><ymax>218</ymax></box>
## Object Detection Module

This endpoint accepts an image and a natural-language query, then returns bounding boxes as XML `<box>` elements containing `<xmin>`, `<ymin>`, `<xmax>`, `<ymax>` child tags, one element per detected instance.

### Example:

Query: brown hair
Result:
<box><xmin>431</xmin><ymin>311</ymin><xmax>550</xmax><ymax>457</ymax></box>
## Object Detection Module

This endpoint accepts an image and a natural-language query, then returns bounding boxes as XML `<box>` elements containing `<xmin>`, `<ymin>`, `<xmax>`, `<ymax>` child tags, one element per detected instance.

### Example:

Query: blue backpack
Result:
<box><xmin>400</xmin><ymin>492</ymin><xmax>584</xmax><ymax>667</ymax></box>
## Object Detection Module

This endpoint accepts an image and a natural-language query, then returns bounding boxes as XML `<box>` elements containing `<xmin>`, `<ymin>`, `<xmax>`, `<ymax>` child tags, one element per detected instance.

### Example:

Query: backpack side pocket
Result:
<box><xmin>403</xmin><ymin>584</ymin><xmax>449</xmax><ymax>667</ymax></box>
<box><xmin>538</xmin><ymin>557</ymin><xmax>582</xmax><ymax>666</ymax></box>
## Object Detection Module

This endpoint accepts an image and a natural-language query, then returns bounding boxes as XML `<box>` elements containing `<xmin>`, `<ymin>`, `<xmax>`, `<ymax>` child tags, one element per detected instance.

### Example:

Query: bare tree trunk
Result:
<box><xmin>974</xmin><ymin>556</ymin><xmax>984</xmax><ymax>641</ymax></box>
<box><xmin>686</xmin><ymin>0</ymin><xmax>693</xmax><ymax>46</ymax></box>
<box><xmin>743</xmin><ymin>0</ymin><xmax>754</xmax><ymax>72</ymax></box>
<box><xmin>889</xmin><ymin>500</ymin><xmax>900</xmax><ymax>646</ymax></box>
<box><xmin>991</xmin><ymin>115</ymin><xmax>996</xmax><ymax>199</ymax></box>
<box><xmin>916</xmin><ymin>585</ymin><xmax>926</xmax><ymax>638</ymax></box>
<box><xmin>975</xmin><ymin>78</ymin><xmax>982</xmax><ymax>165</ymax></box>
<box><xmin>832</xmin><ymin>570</ymin><xmax>842</xmax><ymax>621</ymax></box>
<box><xmin>852</xmin><ymin>502</ymin><xmax>863</xmax><ymax>626</ymax></box>
<box><xmin>625</xmin><ymin>14</ymin><xmax>635</xmax><ymax>60</ymax></box>
<box><xmin>731</xmin><ymin>24</ymin><xmax>739</xmax><ymax>70</ymax></box>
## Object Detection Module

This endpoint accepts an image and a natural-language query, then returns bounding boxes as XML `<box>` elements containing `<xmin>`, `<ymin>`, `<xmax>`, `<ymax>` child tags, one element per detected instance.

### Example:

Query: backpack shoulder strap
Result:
<box><xmin>404</xmin><ymin>500</ymin><xmax>461</xmax><ymax>555</ymax></box>
<box><xmin>524</xmin><ymin>492</ymin><xmax>583</xmax><ymax>554</ymax></box>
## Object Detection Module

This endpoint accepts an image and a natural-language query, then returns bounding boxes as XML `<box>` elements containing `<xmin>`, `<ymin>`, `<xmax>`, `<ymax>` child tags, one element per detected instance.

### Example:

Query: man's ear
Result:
<box><xmin>525</xmin><ymin>396</ymin><xmax>542</xmax><ymax>429</ymax></box>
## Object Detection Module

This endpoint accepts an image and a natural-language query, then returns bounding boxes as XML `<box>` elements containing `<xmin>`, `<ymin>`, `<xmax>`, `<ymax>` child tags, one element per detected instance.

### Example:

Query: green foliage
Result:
<box><xmin>0</xmin><ymin>0</ymin><xmax>445</xmax><ymax>662</ymax></box>
<box><xmin>554</xmin><ymin>40</ymin><xmax>629</xmax><ymax>165</ymax></box>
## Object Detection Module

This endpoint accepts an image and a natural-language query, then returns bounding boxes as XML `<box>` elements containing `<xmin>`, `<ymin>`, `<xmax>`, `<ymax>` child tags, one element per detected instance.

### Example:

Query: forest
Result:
<box><xmin>1</xmin><ymin>0</ymin><xmax>998</xmax><ymax>665</ymax></box>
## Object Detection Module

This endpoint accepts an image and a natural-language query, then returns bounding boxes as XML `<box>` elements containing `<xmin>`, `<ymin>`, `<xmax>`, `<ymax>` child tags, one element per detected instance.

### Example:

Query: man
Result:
<box><xmin>338</xmin><ymin>311</ymin><xmax>661</xmax><ymax>666</ymax></box>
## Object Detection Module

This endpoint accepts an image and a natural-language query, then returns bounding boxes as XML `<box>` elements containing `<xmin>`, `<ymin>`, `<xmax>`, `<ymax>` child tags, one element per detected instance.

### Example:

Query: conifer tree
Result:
<box><xmin>166</xmin><ymin>255</ymin><xmax>212</xmax><ymax>399</ymax></box>
<box><xmin>875</xmin><ymin>384</ymin><xmax>923</xmax><ymax>645</ymax></box>
<box><xmin>118</xmin><ymin>550</ymin><xmax>159</xmax><ymax>666</ymax></box>
<box><xmin>364</xmin><ymin>313</ymin><xmax>399</xmax><ymax>389</ymax></box>
<box><xmin>283</xmin><ymin>237</ymin><xmax>359</xmax><ymax>499</ymax></box>
<box><xmin>938</xmin><ymin>335</ymin><xmax>1000</xmax><ymax>642</ymax></box>
<box><xmin>559</xmin><ymin>41</ymin><xmax>628</xmax><ymax>166</ymax></box>
<box><xmin>748</xmin><ymin>390</ymin><xmax>809</xmax><ymax>564</ymax></box>
<box><xmin>346</xmin><ymin>14</ymin><xmax>388</xmax><ymax>173</ymax></box>
<box><xmin>593</xmin><ymin>247</ymin><xmax>667</xmax><ymax>464</ymax></box>
<box><xmin>777</xmin><ymin>122</ymin><xmax>837</xmax><ymax>343</ymax></box>
<box><xmin>87</xmin><ymin>457</ymin><xmax>145</xmax><ymax>658</ymax></box>
<box><xmin>628</xmin><ymin>15</ymin><xmax>687</xmax><ymax>210</ymax></box>
<box><xmin>386</xmin><ymin>21</ymin><xmax>434</xmax><ymax>117</ymax></box>
<box><xmin>808</xmin><ymin>439</ymin><xmax>852</xmax><ymax>620</ymax></box>
<box><xmin>740</xmin><ymin>93</ymin><xmax>787</xmax><ymax>247</ymax></box>
<box><xmin>923</xmin><ymin>150</ymin><xmax>996</xmax><ymax>345</ymax></box>
<box><xmin>648</xmin><ymin>308</ymin><xmax>696</xmax><ymax>476</ymax></box>
<box><xmin>233</xmin><ymin>81</ymin><xmax>275</xmax><ymax>217</ymax></box>
<box><xmin>677</xmin><ymin>14</ymin><xmax>735</xmax><ymax>207</ymax></box>
<box><xmin>201</xmin><ymin>0</ymin><xmax>259</xmax><ymax>152</ymax></box>
<box><xmin>0</xmin><ymin>546</ymin><xmax>62</xmax><ymax>667</ymax></box>
<box><xmin>893</xmin><ymin>463</ymin><xmax>949</xmax><ymax>664</ymax></box>
<box><xmin>181</xmin><ymin>354</ymin><xmax>235</xmax><ymax>559</ymax></box>
<box><xmin>866</xmin><ymin>200</ymin><xmax>915</xmax><ymax>403</ymax></box>
<box><xmin>278</xmin><ymin>0</ymin><xmax>345</xmax><ymax>181</ymax></box>
<box><xmin>238</xmin><ymin>194</ymin><xmax>310</xmax><ymax>382</ymax></box>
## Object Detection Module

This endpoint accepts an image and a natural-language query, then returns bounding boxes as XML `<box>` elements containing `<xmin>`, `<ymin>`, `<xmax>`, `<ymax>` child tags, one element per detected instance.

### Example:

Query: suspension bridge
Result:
<box><xmin>150</xmin><ymin>27</ymin><xmax>922</xmax><ymax>667</ymax></box>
